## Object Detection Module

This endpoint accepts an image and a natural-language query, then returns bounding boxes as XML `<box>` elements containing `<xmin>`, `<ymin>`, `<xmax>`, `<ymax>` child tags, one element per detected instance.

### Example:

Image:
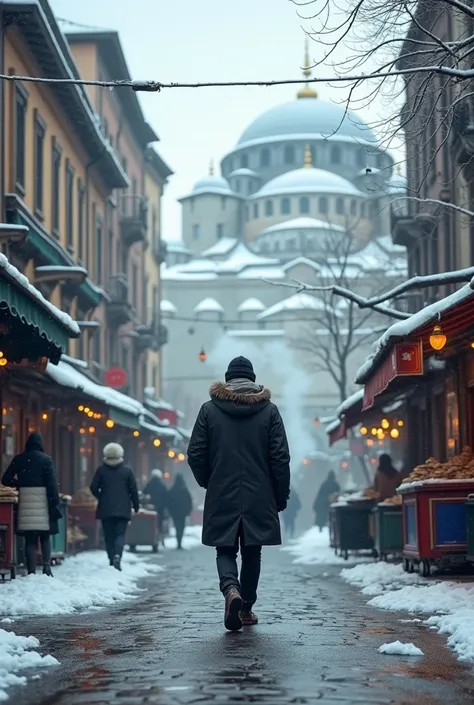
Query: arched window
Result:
<box><xmin>336</xmin><ymin>198</ymin><xmax>344</xmax><ymax>215</ymax></box>
<box><xmin>360</xmin><ymin>202</ymin><xmax>366</xmax><ymax>218</ymax></box>
<box><xmin>284</xmin><ymin>145</ymin><xmax>295</xmax><ymax>165</ymax></box>
<box><xmin>240</xmin><ymin>153</ymin><xmax>248</xmax><ymax>168</ymax></box>
<box><xmin>331</xmin><ymin>146</ymin><xmax>341</xmax><ymax>164</ymax></box>
<box><xmin>247</xmin><ymin>180</ymin><xmax>253</xmax><ymax>195</ymax></box>
<box><xmin>265</xmin><ymin>200</ymin><xmax>274</xmax><ymax>216</ymax></box>
<box><xmin>281</xmin><ymin>197</ymin><xmax>291</xmax><ymax>215</ymax></box>
<box><xmin>253</xmin><ymin>203</ymin><xmax>259</xmax><ymax>218</ymax></box>
<box><xmin>319</xmin><ymin>197</ymin><xmax>328</xmax><ymax>214</ymax></box>
<box><xmin>235</xmin><ymin>179</ymin><xmax>241</xmax><ymax>193</ymax></box>
<box><xmin>260</xmin><ymin>148</ymin><xmax>270</xmax><ymax>167</ymax></box>
<box><xmin>274</xmin><ymin>241</ymin><xmax>280</xmax><ymax>252</ymax></box>
<box><xmin>244</xmin><ymin>206</ymin><xmax>249</xmax><ymax>222</ymax></box>
<box><xmin>299</xmin><ymin>196</ymin><xmax>310</xmax><ymax>214</ymax></box>
<box><xmin>350</xmin><ymin>199</ymin><xmax>357</xmax><ymax>215</ymax></box>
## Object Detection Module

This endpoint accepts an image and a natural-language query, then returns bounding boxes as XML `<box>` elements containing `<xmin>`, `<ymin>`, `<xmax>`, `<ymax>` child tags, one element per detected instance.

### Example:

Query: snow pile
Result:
<box><xmin>379</xmin><ymin>641</ymin><xmax>424</xmax><ymax>657</ymax></box>
<box><xmin>341</xmin><ymin>562</ymin><xmax>422</xmax><ymax>596</ymax></box>
<box><xmin>282</xmin><ymin>527</ymin><xmax>368</xmax><ymax>565</ymax></box>
<box><xmin>342</xmin><ymin>562</ymin><xmax>474</xmax><ymax>662</ymax></box>
<box><xmin>0</xmin><ymin>551</ymin><xmax>163</xmax><ymax>618</ymax></box>
<box><xmin>0</xmin><ymin>630</ymin><xmax>58</xmax><ymax>701</ymax></box>
<box><xmin>165</xmin><ymin>525</ymin><xmax>202</xmax><ymax>550</ymax></box>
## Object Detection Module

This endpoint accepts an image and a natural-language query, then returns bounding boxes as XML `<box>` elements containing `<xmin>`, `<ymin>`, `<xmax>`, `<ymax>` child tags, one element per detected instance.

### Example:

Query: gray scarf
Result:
<box><xmin>226</xmin><ymin>378</ymin><xmax>263</xmax><ymax>395</ymax></box>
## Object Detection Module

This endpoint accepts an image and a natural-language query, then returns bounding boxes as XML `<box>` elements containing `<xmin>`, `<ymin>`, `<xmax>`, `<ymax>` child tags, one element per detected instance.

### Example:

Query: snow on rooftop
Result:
<box><xmin>325</xmin><ymin>418</ymin><xmax>341</xmax><ymax>434</ymax></box>
<box><xmin>237</xmin><ymin>297</ymin><xmax>266</xmax><ymax>313</ymax></box>
<box><xmin>257</xmin><ymin>293</ymin><xmax>329</xmax><ymax>320</ymax></box>
<box><xmin>201</xmin><ymin>238</ymin><xmax>238</xmax><ymax>258</ymax></box>
<box><xmin>226</xmin><ymin>329</ymin><xmax>285</xmax><ymax>337</ymax></box>
<box><xmin>355</xmin><ymin>283</ymin><xmax>474</xmax><ymax>383</ymax></box>
<box><xmin>216</xmin><ymin>242</ymin><xmax>279</xmax><ymax>273</ymax></box>
<box><xmin>160</xmin><ymin>299</ymin><xmax>177</xmax><ymax>315</ymax></box>
<box><xmin>262</xmin><ymin>217</ymin><xmax>345</xmax><ymax>235</ymax></box>
<box><xmin>194</xmin><ymin>297</ymin><xmax>224</xmax><ymax>314</ymax></box>
<box><xmin>336</xmin><ymin>389</ymin><xmax>364</xmax><ymax>418</ymax></box>
<box><xmin>238</xmin><ymin>266</ymin><xmax>285</xmax><ymax>280</ymax></box>
<box><xmin>0</xmin><ymin>253</ymin><xmax>80</xmax><ymax>336</ymax></box>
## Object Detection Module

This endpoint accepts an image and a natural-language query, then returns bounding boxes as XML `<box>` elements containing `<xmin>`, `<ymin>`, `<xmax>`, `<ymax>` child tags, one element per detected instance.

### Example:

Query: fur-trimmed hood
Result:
<box><xmin>210</xmin><ymin>381</ymin><xmax>271</xmax><ymax>404</ymax></box>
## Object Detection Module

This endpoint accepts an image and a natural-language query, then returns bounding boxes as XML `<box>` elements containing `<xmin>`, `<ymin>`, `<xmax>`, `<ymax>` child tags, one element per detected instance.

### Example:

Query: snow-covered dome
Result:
<box><xmin>237</xmin><ymin>297</ymin><xmax>266</xmax><ymax>314</ymax></box>
<box><xmin>192</xmin><ymin>174</ymin><xmax>231</xmax><ymax>194</ymax></box>
<box><xmin>194</xmin><ymin>297</ymin><xmax>224</xmax><ymax>314</ymax></box>
<box><xmin>160</xmin><ymin>299</ymin><xmax>177</xmax><ymax>316</ymax></box>
<box><xmin>228</xmin><ymin>168</ymin><xmax>259</xmax><ymax>178</ymax></box>
<box><xmin>254</xmin><ymin>167</ymin><xmax>364</xmax><ymax>198</ymax></box>
<box><xmin>258</xmin><ymin>293</ymin><xmax>327</xmax><ymax>320</ymax></box>
<box><xmin>236</xmin><ymin>98</ymin><xmax>376</xmax><ymax>149</ymax></box>
<box><xmin>261</xmin><ymin>217</ymin><xmax>345</xmax><ymax>235</ymax></box>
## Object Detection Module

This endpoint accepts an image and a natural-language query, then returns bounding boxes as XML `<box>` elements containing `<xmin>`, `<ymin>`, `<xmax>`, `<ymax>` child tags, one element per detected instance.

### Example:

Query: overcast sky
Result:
<box><xmin>50</xmin><ymin>0</ymin><xmax>401</xmax><ymax>242</ymax></box>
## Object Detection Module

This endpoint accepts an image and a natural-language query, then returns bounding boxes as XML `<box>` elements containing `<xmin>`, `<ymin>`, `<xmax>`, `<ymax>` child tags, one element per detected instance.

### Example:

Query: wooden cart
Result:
<box><xmin>400</xmin><ymin>480</ymin><xmax>474</xmax><ymax>576</ymax></box>
<box><xmin>330</xmin><ymin>499</ymin><xmax>376</xmax><ymax>561</ymax></box>
<box><xmin>373</xmin><ymin>503</ymin><xmax>403</xmax><ymax>561</ymax></box>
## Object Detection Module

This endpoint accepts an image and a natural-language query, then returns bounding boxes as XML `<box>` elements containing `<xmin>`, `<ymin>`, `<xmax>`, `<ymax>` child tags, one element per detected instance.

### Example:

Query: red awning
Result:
<box><xmin>362</xmin><ymin>341</ymin><xmax>423</xmax><ymax>410</ymax></box>
<box><xmin>329</xmin><ymin>418</ymin><xmax>347</xmax><ymax>446</ymax></box>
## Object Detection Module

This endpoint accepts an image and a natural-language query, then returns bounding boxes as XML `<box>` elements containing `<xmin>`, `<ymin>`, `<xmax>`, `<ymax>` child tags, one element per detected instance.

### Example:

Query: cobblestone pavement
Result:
<box><xmin>8</xmin><ymin>543</ymin><xmax>474</xmax><ymax>705</ymax></box>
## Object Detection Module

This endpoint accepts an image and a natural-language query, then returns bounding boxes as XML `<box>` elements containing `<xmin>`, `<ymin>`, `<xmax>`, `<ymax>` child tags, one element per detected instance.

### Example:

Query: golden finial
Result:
<box><xmin>297</xmin><ymin>37</ymin><xmax>318</xmax><ymax>100</ymax></box>
<box><xmin>209</xmin><ymin>159</ymin><xmax>214</xmax><ymax>176</ymax></box>
<box><xmin>304</xmin><ymin>144</ymin><xmax>313</xmax><ymax>169</ymax></box>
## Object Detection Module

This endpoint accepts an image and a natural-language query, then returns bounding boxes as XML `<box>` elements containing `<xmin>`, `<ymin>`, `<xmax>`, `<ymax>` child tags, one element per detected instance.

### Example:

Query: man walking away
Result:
<box><xmin>144</xmin><ymin>469</ymin><xmax>168</xmax><ymax>547</ymax></box>
<box><xmin>167</xmin><ymin>473</ymin><xmax>193</xmax><ymax>549</ymax></box>
<box><xmin>90</xmin><ymin>443</ymin><xmax>139</xmax><ymax>570</ymax></box>
<box><xmin>313</xmin><ymin>470</ymin><xmax>340</xmax><ymax>531</ymax></box>
<box><xmin>188</xmin><ymin>356</ymin><xmax>290</xmax><ymax>632</ymax></box>
<box><xmin>2</xmin><ymin>432</ymin><xmax>61</xmax><ymax>576</ymax></box>
<box><xmin>283</xmin><ymin>486</ymin><xmax>301</xmax><ymax>539</ymax></box>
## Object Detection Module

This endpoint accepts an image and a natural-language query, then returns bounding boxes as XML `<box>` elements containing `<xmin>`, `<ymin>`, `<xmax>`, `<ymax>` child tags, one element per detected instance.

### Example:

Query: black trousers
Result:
<box><xmin>102</xmin><ymin>518</ymin><xmax>129</xmax><ymax>563</ymax></box>
<box><xmin>24</xmin><ymin>532</ymin><xmax>51</xmax><ymax>574</ymax></box>
<box><xmin>173</xmin><ymin>517</ymin><xmax>186</xmax><ymax>548</ymax></box>
<box><xmin>216</xmin><ymin>526</ymin><xmax>262</xmax><ymax>607</ymax></box>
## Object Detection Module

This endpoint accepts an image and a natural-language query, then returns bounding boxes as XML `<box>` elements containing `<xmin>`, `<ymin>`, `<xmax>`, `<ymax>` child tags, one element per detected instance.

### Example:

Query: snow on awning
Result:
<box><xmin>326</xmin><ymin>417</ymin><xmax>347</xmax><ymax>446</ymax></box>
<box><xmin>257</xmin><ymin>293</ymin><xmax>330</xmax><ymax>320</ymax></box>
<box><xmin>194</xmin><ymin>297</ymin><xmax>224</xmax><ymax>314</ymax></box>
<box><xmin>336</xmin><ymin>389</ymin><xmax>364</xmax><ymax>418</ymax></box>
<box><xmin>160</xmin><ymin>299</ymin><xmax>177</xmax><ymax>315</ymax></box>
<box><xmin>139</xmin><ymin>417</ymin><xmax>180</xmax><ymax>442</ymax></box>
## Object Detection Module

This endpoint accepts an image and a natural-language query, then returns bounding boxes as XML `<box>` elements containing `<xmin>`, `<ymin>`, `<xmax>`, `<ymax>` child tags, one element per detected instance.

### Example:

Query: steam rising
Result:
<box><xmin>208</xmin><ymin>335</ymin><xmax>315</xmax><ymax>478</ymax></box>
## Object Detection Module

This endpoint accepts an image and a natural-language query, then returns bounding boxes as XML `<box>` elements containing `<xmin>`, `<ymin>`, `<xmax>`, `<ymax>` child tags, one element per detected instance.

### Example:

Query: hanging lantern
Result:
<box><xmin>381</xmin><ymin>419</ymin><xmax>390</xmax><ymax>430</ymax></box>
<box><xmin>41</xmin><ymin>413</ymin><xmax>48</xmax><ymax>421</ymax></box>
<box><xmin>390</xmin><ymin>428</ymin><xmax>400</xmax><ymax>439</ymax></box>
<box><xmin>153</xmin><ymin>438</ymin><xmax>161</xmax><ymax>447</ymax></box>
<box><xmin>429</xmin><ymin>325</ymin><xmax>447</xmax><ymax>351</ymax></box>
<box><xmin>178</xmin><ymin>452</ymin><xmax>185</xmax><ymax>461</ymax></box>
<box><xmin>313</xmin><ymin>417</ymin><xmax>320</xmax><ymax>427</ymax></box>
<box><xmin>0</xmin><ymin>358</ymin><xmax>8</xmax><ymax>367</ymax></box>
<box><xmin>168</xmin><ymin>449</ymin><xmax>176</xmax><ymax>459</ymax></box>
<box><xmin>397</xmin><ymin>420</ymin><xmax>404</xmax><ymax>428</ymax></box>
<box><xmin>199</xmin><ymin>348</ymin><xmax>207</xmax><ymax>363</ymax></box>
<box><xmin>371</xmin><ymin>427</ymin><xmax>377</xmax><ymax>436</ymax></box>
<box><xmin>133</xmin><ymin>430</ymin><xmax>140</xmax><ymax>438</ymax></box>
<box><xmin>105</xmin><ymin>419</ymin><xmax>115</xmax><ymax>429</ymax></box>
<box><xmin>360</xmin><ymin>426</ymin><xmax>368</xmax><ymax>436</ymax></box>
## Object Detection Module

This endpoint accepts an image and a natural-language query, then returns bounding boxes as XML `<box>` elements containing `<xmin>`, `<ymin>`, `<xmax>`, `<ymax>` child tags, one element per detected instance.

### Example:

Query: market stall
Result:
<box><xmin>373</xmin><ymin>495</ymin><xmax>403</xmax><ymax>561</ymax></box>
<box><xmin>330</xmin><ymin>490</ymin><xmax>378</xmax><ymax>560</ymax></box>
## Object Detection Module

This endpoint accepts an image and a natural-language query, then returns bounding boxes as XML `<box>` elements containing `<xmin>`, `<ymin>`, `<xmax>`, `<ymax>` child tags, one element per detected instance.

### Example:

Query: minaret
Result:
<box><xmin>297</xmin><ymin>37</ymin><xmax>318</xmax><ymax>99</ymax></box>
<box><xmin>304</xmin><ymin>144</ymin><xmax>313</xmax><ymax>168</ymax></box>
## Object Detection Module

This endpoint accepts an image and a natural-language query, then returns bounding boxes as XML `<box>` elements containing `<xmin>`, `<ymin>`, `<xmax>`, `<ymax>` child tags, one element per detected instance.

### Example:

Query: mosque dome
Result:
<box><xmin>255</xmin><ymin>166</ymin><xmax>364</xmax><ymax>198</ymax></box>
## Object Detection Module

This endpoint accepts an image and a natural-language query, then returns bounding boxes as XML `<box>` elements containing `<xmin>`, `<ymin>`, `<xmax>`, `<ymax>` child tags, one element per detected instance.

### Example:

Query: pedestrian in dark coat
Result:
<box><xmin>143</xmin><ymin>469</ymin><xmax>168</xmax><ymax>547</ymax></box>
<box><xmin>373</xmin><ymin>453</ymin><xmax>400</xmax><ymax>502</ymax></box>
<box><xmin>166</xmin><ymin>473</ymin><xmax>193</xmax><ymax>550</ymax></box>
<box><xmin>90</xmin><ymin>442</ymin><xmax>139</xmax><ymax>571</ymax></box>
<box><xmin>187</xmin><ymin>355</ymin><xmax>291</xmax><ymax>632</ymax></box>
<box><xmin>282</xmin><ymin>486</ymin><xmax>301</xmax><ymax>539</ymax></box>
<box><xmin>2</xmin><ymin>432</ymin><xmax>60</xmax><ymax>576</ymax></box>
<box><xmin>313</xmin><ymin>470</ymin><xmax>340</xmax><ymax>531</ymax></box>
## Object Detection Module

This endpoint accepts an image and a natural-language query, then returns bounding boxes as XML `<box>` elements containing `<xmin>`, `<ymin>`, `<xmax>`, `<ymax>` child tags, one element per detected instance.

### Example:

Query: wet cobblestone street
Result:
<box><xmin>9</xmin><ymin>544</ymin><xmax>474</xmax><ymax>704</ymax></box>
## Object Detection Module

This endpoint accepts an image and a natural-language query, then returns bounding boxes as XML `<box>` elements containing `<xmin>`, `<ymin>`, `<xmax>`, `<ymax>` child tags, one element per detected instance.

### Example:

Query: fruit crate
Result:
<box><xmin>399</xmin><ymin>480</ymin><xmax>474</xmax><ymax>576</ymax></box>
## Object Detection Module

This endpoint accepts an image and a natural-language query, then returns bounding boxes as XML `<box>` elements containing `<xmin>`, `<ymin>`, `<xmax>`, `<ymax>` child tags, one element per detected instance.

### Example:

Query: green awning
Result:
<box><xmin>7</xmin><ymin>209</ymin><xmax>102</xmax><ymax>307</ymax></box>
<box><xmin>108</xmin><ymin>407</ymin><xmax>140</xmax><ymax>430</ymax></box>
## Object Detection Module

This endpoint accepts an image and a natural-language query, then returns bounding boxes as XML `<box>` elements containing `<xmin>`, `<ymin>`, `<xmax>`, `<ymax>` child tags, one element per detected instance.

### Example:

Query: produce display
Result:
<box><xmin>361</xmin><ymin>488</ymin><xmax>380</xmax><ymax>500</ymax></box>
<box><xmin>379</xmin><ymin>494</ymin><xmax>402</xmax><ymax>506</ymax></box>
<box><xmin>404</xmin><ymin>447</ymin><xmax>474</xmax><ymax>483</ymax></box>
<box><xmin>70</xmin><ymin>487</ymin><xmax>97</xmax><ymax>508</ymax></box>
<box><xmin>0</xmin><ymin>487</ymin><xmax>18</xmax><ymax>503</ymax></box>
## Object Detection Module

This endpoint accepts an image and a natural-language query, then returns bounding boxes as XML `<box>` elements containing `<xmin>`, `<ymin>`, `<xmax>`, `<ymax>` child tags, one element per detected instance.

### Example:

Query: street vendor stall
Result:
<box><xmin>373</xmin><ymin>495</ymin><xmax>403</xmax><ymax>561</ymax></box>
<box><xmin>330</xmin><ymin>490</ymin><xmax>378</xmax><ymax>560</ymax></box>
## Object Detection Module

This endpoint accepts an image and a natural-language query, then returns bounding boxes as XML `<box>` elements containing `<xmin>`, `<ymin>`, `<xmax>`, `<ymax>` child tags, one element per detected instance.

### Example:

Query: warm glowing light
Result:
<box><xmin>79</xmin><ymin>428</ymin><xmax>86</xmax><ymax>435</ymax></box>
<box><xmin>0</xmin><ymin>351</ymin><xmax>4</xmax><ymax>358</ymax></box>
<box><xmin>360</xmin><ymin>426</ymin><xmax>368</xmax><ymax>436</ymax></box>
<box><xmin>164</xmin><ymin>472</ymin><xmax>171</xmax><ymax>479</ymax></box>
<box><xmin>370</xmin><ymin>457</ymin><xmax>377</xmax><ymax>465</ymax></box>
<box><xmin>89</xmin><ymin>426</ymin><xmax>95</xmax><ymax>433</ymax></box>
<box><xmin>341</xmin><ymin>461</ymin><xmax>349</xmax><ymax>469</ymax></box>
<box><xmin>87</xmin><ymin>411</ymin><xmax>94</xmax><ymax>418</ymax></box>
<box><xmin>397</xmin><ymin>420</ymin><xmax>404</xmax><ymax>427</ymax></box>
<box><xmin>41</xmin><ymin>413</ymin><xmax>48</xmax><ymax>421</ymax></box>
<box><xmin>448</xmin><ymin>437</ymin><xmax>455</xmax><ymax>449</ymax></box>
<box><xmin>377</xmin><ymin>430</ymin><xmax>385</xmax><ymax>440</ymax></box>
<box><xmin>78</xmin><ymin>405</ymin><xmax>84</xmax><ymax>412</ymax></box>
<box><xmin>381</xmin><ymin>419</ymin><xmax>390</xmax><ymax>430</ymax></box>
<box><xmin>471</xmin><ymin>342</ymin><xmax>474</xmax><ymax>349</ymax></box>
<box><xmin>390</xmin><ymin>428</ymin><xmax>400</xmax><ymax>439</ymax></box>
<box><xmin>313</xmin><ymin>418</ymin><xmax>320</xmax><ymax>426</ymax></box>
<box><xmin>153</xmin><ymin>438</ymin><xmax>161</xmax><ymax>447</ymax></box>
<box><xmin>105</xmin><ymin>419</ymin><xmax>114</xmax><ymax>429</ymax></box>
<box><xmin>178</xmin><ymin>452</ymin><xmax>185</xmax><ymax>461</ymax></box>
<box><xmin>371</xmin><ymin>428</ymin><xmax>377</xmax><ymax>436</ymax></box>
<box><xmin>429</xmin><ymin>325</ymin><xmax>447</xmax><ymax>351</ymax></box>
<box><xmin>0</xmin><ymin>358</ymin><xmax>7</xmax><ymax>367</ymax></box>
<box><xmin>133</xmin><ymin>430</ymin><xmax>140</xmax><ymax>437</ymax></box>
<box><xmin>84</xmin><ymin>407</ymin><xmax>90</xmax><ymax>414</ymax></box>
<box><xmin>199</xmin><ymin>348</ymin><xmax>207</xmax><ymax>363</ymax></box>
<box><xmin>168</xmin><ymin>450</ymin><xmax>176</xmax><ymax>459</ymax></box>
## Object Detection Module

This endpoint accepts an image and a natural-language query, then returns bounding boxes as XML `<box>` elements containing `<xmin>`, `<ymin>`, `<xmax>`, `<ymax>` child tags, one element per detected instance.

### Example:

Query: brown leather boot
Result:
<box><xmin>240</xmin><ymin>607</ymin><xmax>258</xmax><ymax>626</ymax></box>
<box><xmin>224</xmin><ymin>587</ymin><xmax>243</xmax><ymax>631</ymax></box>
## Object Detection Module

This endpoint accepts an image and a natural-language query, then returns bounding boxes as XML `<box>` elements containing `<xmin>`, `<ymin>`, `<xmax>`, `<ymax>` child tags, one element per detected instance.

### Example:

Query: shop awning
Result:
<box><xmin>327</xmin><ymin>417</ymin><xmax>347</xmax><ymax>446</ymax></box>
<box><xmin>139</xmin><ymin>417</ymin><xmax>180</xmax><ymax>443</ymax></box>
<box><xmin>0</xmin><ymin>251</ymin><xmax>79</xmax><ymax>363</ymax></box>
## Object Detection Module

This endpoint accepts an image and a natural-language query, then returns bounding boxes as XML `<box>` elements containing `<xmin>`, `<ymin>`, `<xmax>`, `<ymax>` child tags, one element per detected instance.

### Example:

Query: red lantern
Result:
<box><xmin>104</xmin><ymin>366</ymin><xmax>128</xmax><ymax>389</ymax></box>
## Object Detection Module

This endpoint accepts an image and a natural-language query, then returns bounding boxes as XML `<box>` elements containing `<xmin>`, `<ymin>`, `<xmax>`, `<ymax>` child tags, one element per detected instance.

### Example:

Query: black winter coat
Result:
<box><xmin>187</xmin><ymin>382</ymin><xmax>291</xmax><ymax>547</ymax></box>
<box><xmin>143</xmin><ymin>477</ymin><xmax>168</xmax><ymax>515</ymax></box>
<box><xmin>90</xmin><ymin>461</ymin><xmax>140</xmax><ymax>521</ymax></box>
<box><xmin>2</xmin><ymin>438</ymin><xmax>61</xmax><ymax>535</ymax></box>
<box><xmin>313</xmin><ymin>478</ymin><xmax>340</xmax><ymax>525</ymax></box>
<box><xmin>167</xmin><ymin>480</ymin><xmax>193</xmax><ymax>522</ymax></box>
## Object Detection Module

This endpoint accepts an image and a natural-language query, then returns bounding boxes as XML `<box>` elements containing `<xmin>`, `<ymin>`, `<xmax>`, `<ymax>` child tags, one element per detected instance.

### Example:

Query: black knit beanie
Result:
<box><xmin>225</xmin><ymin>356</ymin><xmax>256</xmax><ymax>383</ymax></box>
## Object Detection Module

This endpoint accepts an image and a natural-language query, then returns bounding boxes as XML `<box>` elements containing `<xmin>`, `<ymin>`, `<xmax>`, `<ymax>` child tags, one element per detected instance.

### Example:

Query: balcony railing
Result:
<box><xmin>107</xmin><ymin>275</ymin><xmax>135</xmax><ymax>327</ymax></box>
<box><xmin>119</xmin><ymin>194</ymin><xmax>148</xmax><ymax>247</ymax></box>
